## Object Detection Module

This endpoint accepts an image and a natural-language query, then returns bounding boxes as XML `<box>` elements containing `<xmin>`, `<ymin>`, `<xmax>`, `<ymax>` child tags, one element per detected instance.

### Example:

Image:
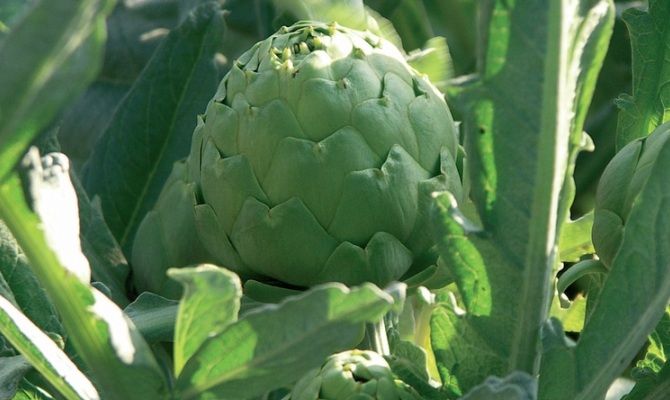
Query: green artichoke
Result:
<box><xmin>592</xmin><ymin>123</ymin><xmax>670</xmax><ymax>267</ymax></box>
<box><xmin>288</xmin><ymin>350</ymin><xmax>421</xmax><ymax>400</ymax></box>
<box><xmin>132</xmin><ymin>21</ymin><xmax>462</xmax><ymax>295</ymax></box>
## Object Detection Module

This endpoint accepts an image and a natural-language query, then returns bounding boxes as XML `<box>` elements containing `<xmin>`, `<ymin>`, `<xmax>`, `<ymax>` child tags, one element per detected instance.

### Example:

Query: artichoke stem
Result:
<box><xmin>363</xmin><ymin>319</ymin><xmax>390</xmax><ymax>356</ymax></box>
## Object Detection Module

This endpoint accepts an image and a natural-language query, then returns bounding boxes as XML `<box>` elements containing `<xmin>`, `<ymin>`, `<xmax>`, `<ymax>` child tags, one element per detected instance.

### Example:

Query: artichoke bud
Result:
<box><xmin>593</xmin><ymin>123</ymin><xmax>670</xmax><ymax>267</ymax></box>
<box><xmin>289</xmin><ymin>350</ymin><xmax>421</xmax><ymax>400</ymax></box>
<box><xmin>132</xmin><ymin>21</ymin><xmax>463</xmax><ymax>294</ymax></box>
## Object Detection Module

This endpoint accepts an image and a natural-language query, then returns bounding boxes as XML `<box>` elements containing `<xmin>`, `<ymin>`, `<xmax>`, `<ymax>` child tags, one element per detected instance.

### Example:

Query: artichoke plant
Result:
<box><xmin>592</xmin><ymin>122</ymin><xmax>670</xmax><ymax>267</ymax></box>
<box><xmin>132</xmin><ymin>21</ymin><xmax>462</xmax><ymax>296</ymax></box>
<box><xmin>287</xmin><ymin>350</ymin><xmax>422</xmax><ymax>400</ymax></box>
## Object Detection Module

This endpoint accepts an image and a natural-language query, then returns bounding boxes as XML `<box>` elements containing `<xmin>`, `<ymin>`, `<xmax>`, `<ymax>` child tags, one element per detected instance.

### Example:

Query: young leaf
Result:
<box><xmin>124</xmin><ymin>292</ymin><xmax>178</xmax><ymax>343</ymax></box>
<box><xmin>539</xmin><ymin>132</ymin><xmax>670</xmax><ymax>399</ymax></box>
<box><xmin>431</xmin><ymin>0</ymin><xmax>614</xmax><ymax>393</ymax></box>
<box><xmin>0</xmin><ymin>296</ymin><xmax>99</xmax><ymax>400</ymax></box>
<box><xmin>620</xmin><ymin>308</ymin><xmax>670</xmax><ymax>399</ymax></box>
<box><xmin>624</xmin><ymin>361</ymin><xmax>670</xmax><ymax>400</ymax></box>
<box><xmin>169</xmin><ymin>264</ymin><xmax>242</xmax><ymax>375</ymax></box>
<box><xmin>83</xmin><ymin>2</ymin><xmax>226</xmax><ymax>252</ymax></box>
<box><xmin>175</xmin><ymin>283</ymin><xmax>401</xmax><ymax>399</ymax></box>
<box><xmin>0</xmin><ymin>151</ymin><xmax>169</xmax><ymax>400</ymax></box>
<box><xmin>0</xmin><ymin>0</ymin><xmax>114</xmax><ymax>181</ymax></box>
<box><xmin>616</xmin><ymin>0</ymin><xmax>670</xmax><ymax>150</ymax></box>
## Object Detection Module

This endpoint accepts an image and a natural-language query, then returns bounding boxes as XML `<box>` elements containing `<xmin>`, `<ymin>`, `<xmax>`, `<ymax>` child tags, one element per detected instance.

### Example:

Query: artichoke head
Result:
<box><xmin>132</xmin><ymin>21</ymin><xmax>462</xmax><ymax>294</ymax></box>
<box><xmin>592</xmin><ymin>123</ymin><xmax>670</xmax><ymax>268</ymax></box>
<box><xmin>289</xmin><ymin>350</ymin><xmax>421</xmax><ymax>400</ymax></box>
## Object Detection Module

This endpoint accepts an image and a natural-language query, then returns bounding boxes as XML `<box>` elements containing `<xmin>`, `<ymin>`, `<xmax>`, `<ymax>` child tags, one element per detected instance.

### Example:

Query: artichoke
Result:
<box><xmin>288</xmin><ymin>350</ymin><xmax>421</xmax><ymax>400</ymax></box>
<box><xmin>592</xmin><ymin>123</ymin><xmax>670</xmax><ymax>267</ymax></box>
<box><xmin>132</xmin><ymin>21</ymin><xmax>462</xmax><ymax>295</ymax></box>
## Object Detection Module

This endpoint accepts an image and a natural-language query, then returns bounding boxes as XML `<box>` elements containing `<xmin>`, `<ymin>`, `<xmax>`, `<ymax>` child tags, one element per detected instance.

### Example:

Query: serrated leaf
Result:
<box><xmin>0</xmin><ymin>297</ymin><xmax>98</xmax><ymax>400</ymax></box>
<box><xmin>0</xmin><ymin>0</ymin><xmax>114</xmax><ymax>181</ymax></box>
<box><xmin>0</xmin><ymin>151</ymin><xmax>168</xmax><ymax>400</ymax></box>
<box><xmin>169</xmin><ymin>264</ymin><xmax>242</xmax><ymax>375</ymax></box>
<box><xmin>176</xmin><ymin>283</ymin><xmax>400</xmax><ymax>399</ymax></box>
<box><xmin>431</xmin><ymin>0</ymin><xmax>614</xmax><ymax>394</ymax></box>
<box><xmin>616</xmin><ymin>0</ymin><xmax>670</xmax><ymax>149</ymax></box>
<box><xmin>558</xmin><ymin>211</ymin><xmax>595</xmax><ymax>262</ymax></box>
<box><xmin>83</xmin><ymin>2</ymin><xmax>226</xmax><ymax>252</ymax></box>
<box><xmin>539</xmin><ymin>131</ymin><xmax>670</xmax><ymax>399</ymax></box>
<box><xmin>623</xmin><ymin>308</ymin><xmax>670</xmax><ymax>399</ymax></box>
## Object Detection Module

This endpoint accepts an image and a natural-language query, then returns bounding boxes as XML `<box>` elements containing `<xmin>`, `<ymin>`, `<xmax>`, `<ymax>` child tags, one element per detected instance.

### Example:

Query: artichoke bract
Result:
<box><xmin>592</xmin><ymin>122</ymin><xmax>670</xmax><ymax>267</ymax></box>
<box><xmin>132</xmin><ymin>21</ymin><xmax>462</xmax><ymax>294</ymax></box>
<box><xmin>288</xmin><ymin>350</ymin><xmax>421</xmax><ymax>400</ymax></box>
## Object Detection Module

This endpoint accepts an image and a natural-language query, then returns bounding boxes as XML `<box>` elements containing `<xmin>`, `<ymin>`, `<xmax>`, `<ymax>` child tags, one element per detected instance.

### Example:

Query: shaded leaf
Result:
<box><xmin>616</xmin><ymin>0</ymin><xmax>670</xmax><ymax>149</ymax></box>
<box><xmin>0</xmin><ymin>222</ymin><xmax>61</xmax><ymax>336</ymax></box>
<box><xmin>431</xmin><ymin>0</ymin><xmax>614</xmax><ymax>393</ymax></box>
<box><xmin>459</xmin><ymin>372</ymin><xmax>536</xmax><ymax>400</ymax></box>
<box><xmin>0</xmin><ymin>296</ymin><xmax>98</xmax><ymax>400</ymax></box>
<box><xmin>0</xmin><ymin>355</ymin><xmax>31</xmax><ymax>400</ymax></box>
<box><xmin>124</xmin><ymin>292</ymin><xmax>178</xmax><ymax>343</ymax></box>
<box><xmin>0</xmin><ymin>151</ymin><xmax>168</xmax><ymax>400</ymax></box>
<box><xmin>0</xmin><ymin>0</ymin><xmax>114</xmax><ymax>180</ymax></box>
<box><xmin>176</xmin><ymin>283</ymin><xmax>400</xmax><ymax>399</ymax></box>
<box><xmin>539</xmin><ymin>131</ymin><xmax>670</xmax><ymax>399</ymax></box>
<box><xmin>83</xmin><ymin>2</ymin><xmax>226</xmax><ymax>252</ymax></box>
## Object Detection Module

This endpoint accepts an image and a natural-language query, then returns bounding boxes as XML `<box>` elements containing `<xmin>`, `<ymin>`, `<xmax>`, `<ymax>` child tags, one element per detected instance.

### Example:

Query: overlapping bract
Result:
<box><xmin>593</xmin><ymin>122</ymin><xmax>670</xmax><ymax>267</ymax></box>
<box><xmin>288</xmin><ymin>350</ymin><xmax>422</xmax><ymax>400</ymax></box>
<box><xmin>132</xmin><ymin>22</ymin><xmax>461</xmax><ymax>295</ymax></box>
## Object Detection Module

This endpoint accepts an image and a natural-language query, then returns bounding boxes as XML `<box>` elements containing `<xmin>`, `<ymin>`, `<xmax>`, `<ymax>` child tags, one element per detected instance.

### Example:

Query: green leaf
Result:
<box><xmin>0</xmin><ymin>296</ymin><xmax>98</xmax><ymax>400</ymax></box>
<box><xmin>57</xmin><ymin>1</ymin><xmax>183</xmax><ymax>170</ymax></box>
<box><xmin>0</xmin><ymin>0</ymin><xmax>114</xmax><ymax>181</ymax></box>
<box><xmin>380</xmin><ymin>0</ymin><xmax>434</xmax><ymax>51</ymax></box>
<box><xmin>124</xmin><ymin>292</ymin><xmax>178</xmax><ymax>343</ymax></box>
<box><xmin>10</xmin><ymin>379</ymin><xmax>55</xmax><ymax>400</ymax></box>
<box><xmin>459</xmin><ymin>372</ymin><xmax>536</xmax><ymax>400</ymax></box>
<box><xmin>0</xmin><ymin>355</ymin><xmax>31</xmax><ymax>399</ymax></box>
<box><xmin>558</xmin><ymin>211</ymin><xmax>595</xmax><ymax>262</ymax></box>
<box><xmin>271</xmin><ymin>0</ymin><xmax>369</xmax><ymax>30</ymax></box>
<box><xmin>539</xmin><ymin>132</ymin><xmax>670</xmax><ymax>399</ymax></box>
<box><xmin>549</xmin><ymin>294</ymin><xmax>587</xmax><ymax>334</ymax></box>
<box><xmin>0</xmin><ymin>151</ymin><xmax>168</xmax><ymax>400</ymax></box>
<box><xmin>0</xmin><ymin>221</ymin><xmax>62</xmax><ymax>336</ymax></box>
<box><xmin>243</xmin><ymin>280</ymin><xmax>302</xmax><ymax>304</ymax></box>
<box><xmin>387</xmin><ymin>339</ymin><xmax>444</xmax><ymax>400</ymax></box>
<box><xmin>71</xmin><ymin>175</ymin><xmax>129</xmax><ymax>306</ymax></box>
<box><xmin>176</xmin><ymin>283</ymin><xmax>400</xmax><ymax>399</ymax></box>
<box><xmin>169</xmin><ymin>264</ymin><xmax>242</xmax><ymax>375</ymax></box>
<box><xmin>624</xmin><ymin>361</ymin><xmax>670</xmax><ymax>400</ymax></box>
<box><xmin>623</xmin><ymin>308</ymin><xmax>670</xmax><ymax>399</ymax></box>
<box><xmin>406</xmin><ymin>36</ymin><xmax>453</xmax><ymax>92</ymax></box>
<box><xmin>83</xmin><ymin>2</ymin><xmax>226</xmax><ymax>252</ymax></box>
<box><xmin>431</xmin><ymin>0</ymin><xmax>614</xmax><ymax>393</ymax></box>
<box><xmin>420</xmin><ymin>0</ymin><xmax>477</xmax><ymax>76</ymax></box>
<box><xmin>616</xmin><ymin>0</ymin><xmax>670</xmax><ymax>150</ymax></box>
